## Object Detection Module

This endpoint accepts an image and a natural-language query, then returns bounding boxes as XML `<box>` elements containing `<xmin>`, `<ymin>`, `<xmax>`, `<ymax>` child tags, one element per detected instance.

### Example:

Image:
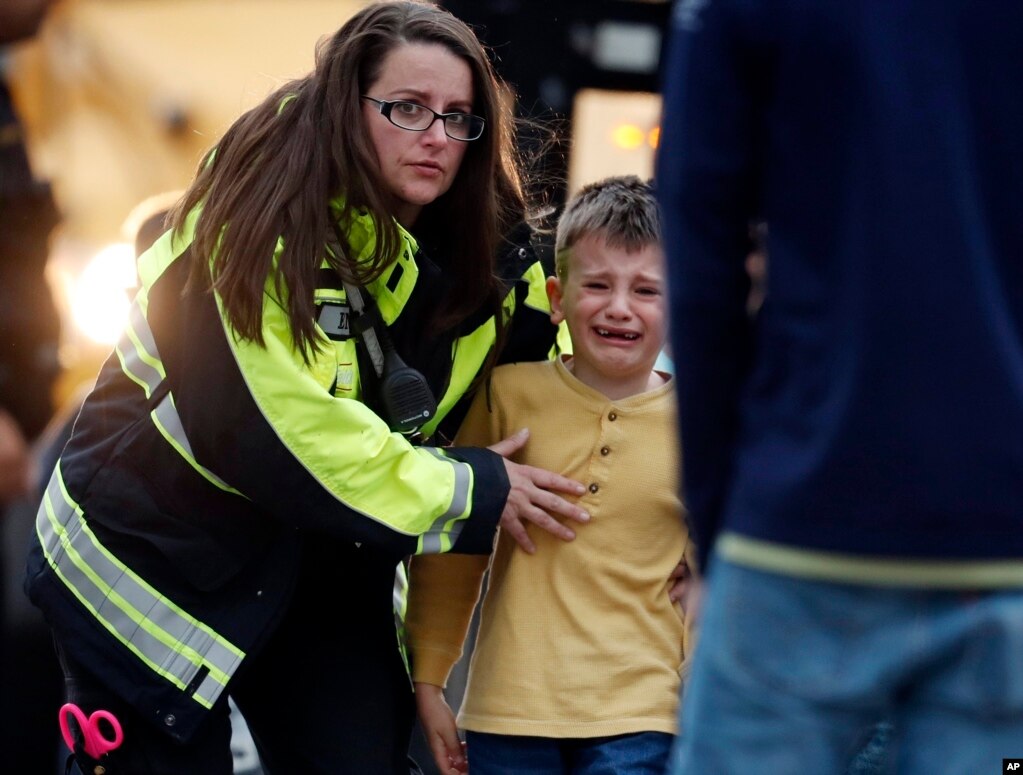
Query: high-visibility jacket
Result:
<box><xmin>25</xmin><ymin>207</ymin><xmax>555</xmax><ymax>743</ymax></box>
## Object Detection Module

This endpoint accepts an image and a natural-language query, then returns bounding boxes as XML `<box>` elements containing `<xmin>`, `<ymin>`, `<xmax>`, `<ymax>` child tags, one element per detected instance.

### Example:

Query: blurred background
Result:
<box><xmin>1</xmin><ymin>0</ymin><xmax>672</xmax><ymax>771</ymax></box>
<box><xmin>10</xmin><ymin>0</ymin><xmax>669</xmax><ymax>401</ymax></box>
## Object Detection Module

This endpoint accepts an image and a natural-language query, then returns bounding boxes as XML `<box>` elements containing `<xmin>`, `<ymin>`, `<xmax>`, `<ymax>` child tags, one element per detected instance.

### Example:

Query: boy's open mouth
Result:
<box><xmin>595</xmin><ymin>327</ymin><xmax>639</xmax><ymax>341</ymax></box>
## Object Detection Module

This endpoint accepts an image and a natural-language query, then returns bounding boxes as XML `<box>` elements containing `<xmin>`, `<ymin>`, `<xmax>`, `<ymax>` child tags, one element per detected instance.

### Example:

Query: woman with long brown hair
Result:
<box><xmin>26</xmin><ymin>3</ymin><xmax>587</xmax><ymax>772</ymax></box>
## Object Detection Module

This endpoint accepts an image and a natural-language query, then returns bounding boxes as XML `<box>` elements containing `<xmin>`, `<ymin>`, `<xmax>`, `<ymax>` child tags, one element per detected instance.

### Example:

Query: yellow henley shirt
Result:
<box><xmin>407</xmin><ymin>358</ymin><xmax>693</xmax><ymax>738</ymax></box>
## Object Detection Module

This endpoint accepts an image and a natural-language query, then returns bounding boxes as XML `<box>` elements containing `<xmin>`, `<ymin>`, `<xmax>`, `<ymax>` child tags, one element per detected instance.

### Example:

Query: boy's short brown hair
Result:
<box><xmin>554</xmin><ymin>176</ymin><xmax>662</xmax><ymax>278</ymax></box>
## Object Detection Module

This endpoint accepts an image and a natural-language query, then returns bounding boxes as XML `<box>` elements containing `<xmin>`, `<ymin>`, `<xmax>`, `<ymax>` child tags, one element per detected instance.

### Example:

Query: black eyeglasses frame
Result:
<box><xmin>361</xmin><ymin>96</ymin><xmax>486</xmax><ymax>142</ymax></box>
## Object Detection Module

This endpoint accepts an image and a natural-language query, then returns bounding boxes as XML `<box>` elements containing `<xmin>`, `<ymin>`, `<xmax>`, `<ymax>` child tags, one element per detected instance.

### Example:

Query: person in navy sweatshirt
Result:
<box><xmin>656</xmin><ymin>2</ymin><xmax>1023</xmax><ymax>773</ymax></box>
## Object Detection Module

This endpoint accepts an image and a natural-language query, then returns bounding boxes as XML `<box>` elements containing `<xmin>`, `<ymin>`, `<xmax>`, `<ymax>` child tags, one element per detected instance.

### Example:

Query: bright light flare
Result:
<box><xmin>70</xmin><ymin>243</ymin><xmax>137</xmax><ymax>345</ymax></box>
<box><xmin>611</xmin><ymin>123</ymin><xmax>646</xmax><ymax>150</ymax></box>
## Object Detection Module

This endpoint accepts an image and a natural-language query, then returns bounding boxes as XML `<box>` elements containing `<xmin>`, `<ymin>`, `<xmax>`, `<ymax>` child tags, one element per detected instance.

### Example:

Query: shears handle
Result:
<box><xmin>59</xmin><ymin>703</ymin><xmax>124</xmax><ymax>759</ymax></box>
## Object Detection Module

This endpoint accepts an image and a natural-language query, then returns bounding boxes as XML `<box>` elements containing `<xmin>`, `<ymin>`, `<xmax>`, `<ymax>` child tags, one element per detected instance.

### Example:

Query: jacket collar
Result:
<box><xmin>326</xmin><ymin>205</ymin><xmax>420</xmax><ymax>325</ymax></box>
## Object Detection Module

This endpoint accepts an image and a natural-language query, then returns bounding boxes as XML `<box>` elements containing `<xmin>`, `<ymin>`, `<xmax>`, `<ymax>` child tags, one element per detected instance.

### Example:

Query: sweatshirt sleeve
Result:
<box><xmin>406</xmin><ymin>385</ymin><xmax>503</xmax><ymax>685</ymax></box>
<box><xmin>656</xmin><ymin>0</ymin><xmax>761</xmax><ymax>571</ymax></box>
<box><xmin>407</xmin><ymin>552</ymin><xmax>489</xmax><ymax>686</ymax></box>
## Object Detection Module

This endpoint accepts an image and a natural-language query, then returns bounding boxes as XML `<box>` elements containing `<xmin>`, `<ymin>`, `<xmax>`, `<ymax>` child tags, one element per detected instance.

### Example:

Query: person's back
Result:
<box><xmin>660</xmin><ymin>0</ymin><xmax>1023</xmax><ymax>576</ymax></box>
<box><xmin>658</xmin><ymin>2</ymin><xmax>1023</xmax><ymax>772</ymax></box>
<box><xmin>407</xmin><ymin>176</ymin><xmax>691</xmax><ymax>775</ymax></box>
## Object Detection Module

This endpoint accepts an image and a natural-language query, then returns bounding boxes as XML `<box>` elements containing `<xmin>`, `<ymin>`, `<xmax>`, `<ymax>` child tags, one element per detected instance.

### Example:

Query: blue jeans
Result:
<box><xmin>669</xmin><ymin>556</ymin><xmax>1023</xmax><ymax>774</ymax></box>
<box><xmin>465</xmin><ymin>730</ymin><xmax>673</xmax><ymax>774</ymax></box>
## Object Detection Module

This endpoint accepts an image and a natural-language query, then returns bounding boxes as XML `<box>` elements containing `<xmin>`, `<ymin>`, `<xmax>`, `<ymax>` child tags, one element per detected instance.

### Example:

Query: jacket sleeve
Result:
<box><xmin>656</xmin><ymin>1</ymin><xmax>761</xmax><ymax>572</ymax></box>
<box><xmin>155</xmin><ymin>241</ymin><xmax>506</xmax><ymax>559</ymax></box>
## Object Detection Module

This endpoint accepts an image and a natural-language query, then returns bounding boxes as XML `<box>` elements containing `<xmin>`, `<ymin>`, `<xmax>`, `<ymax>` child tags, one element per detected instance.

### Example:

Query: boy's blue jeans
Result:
<box><xmin>669</xmin><ymin>555</ymin><xmax>1023</xmax><ymax>775</ymax></box>
<box><xmin>465</xmin><ymin>730</ymin><xmax>672</xmax><ymax>774</ymax></box>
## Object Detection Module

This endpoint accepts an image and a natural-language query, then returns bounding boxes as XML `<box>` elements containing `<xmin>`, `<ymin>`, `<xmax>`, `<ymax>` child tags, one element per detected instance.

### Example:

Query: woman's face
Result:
<box><xmin>363</xmin><ymin>42</ymin><xmax>474</xmax><ymax>228</ymax></box>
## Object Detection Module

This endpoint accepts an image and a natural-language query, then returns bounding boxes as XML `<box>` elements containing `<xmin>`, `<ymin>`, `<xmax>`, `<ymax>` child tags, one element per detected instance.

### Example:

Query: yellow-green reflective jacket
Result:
<box><xmin>25</xmin><ymin>209</ymin><xmax>555</xmax><ymax>742</ymax></box>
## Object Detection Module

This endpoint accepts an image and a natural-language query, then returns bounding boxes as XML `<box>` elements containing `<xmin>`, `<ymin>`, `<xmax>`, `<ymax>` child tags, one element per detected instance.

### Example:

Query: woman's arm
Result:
<box><xmin>135</xmin><ymin>233</ymin><xmax>504</xmax><ymax>558</ymax></box>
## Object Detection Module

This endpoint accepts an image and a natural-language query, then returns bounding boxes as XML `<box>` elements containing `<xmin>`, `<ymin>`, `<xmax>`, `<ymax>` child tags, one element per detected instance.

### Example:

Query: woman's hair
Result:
<box><xmin>172</xmin><ymin>1</ymin><xmax>526</xmax><ymax>358</ymax></box>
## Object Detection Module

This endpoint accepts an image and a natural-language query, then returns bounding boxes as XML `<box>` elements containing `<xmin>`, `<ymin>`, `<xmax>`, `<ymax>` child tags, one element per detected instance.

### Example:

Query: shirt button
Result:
<box><xmin>164</xmin><ymin>714</ymin><xmax>177</xmax><ymax>727</ymax></box>
<box><xmin>518</xmin><ymin>247</ymin><xmax>528</xmax><ymax>258</ymax></box>
<box><xmin>608</xmin><ymin>411</ymin><xmax>617</xmax><ymax>421</ymax></box>
<box><xmin>588</xmin><ymin>483</ymin><xmax>599</xmax><ymax>494</ymax></box>
<box><xmin>600</xmin><ymin>446</ymin><xmax>610</xmax><ymax>456</ymax></box>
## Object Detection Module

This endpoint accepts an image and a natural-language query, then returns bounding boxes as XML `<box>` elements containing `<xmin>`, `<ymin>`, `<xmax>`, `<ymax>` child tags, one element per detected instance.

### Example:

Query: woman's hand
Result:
<box><xmin>680</xmin><ymin>578</ymin><xmax>705</xmax><ymax>626</ymax></box>
<box><xmin>414</xmin><ymin>682</ymin><xmax>467</xmax><ymax>774</ymax></box>
<box><xmin>667</xmin><ymin>557</ymin><xmax>691</xmax><ymax>605</ymax></box>
<box><xmin>668</xmin><ymin>554</ymin><xmax>704</xmax><ymax>623</ymax></box>
<box><xmin>489</xmin><ymin>429</ymin><xmax>589</xmax><ymax>554</ymax></box>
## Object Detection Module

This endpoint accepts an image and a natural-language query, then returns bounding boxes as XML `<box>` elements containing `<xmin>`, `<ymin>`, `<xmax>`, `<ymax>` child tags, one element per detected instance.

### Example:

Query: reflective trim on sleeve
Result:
<box><xmin>114</xmin><ymin>303</ymin><xmax>165</xmax><ymax>399</ymax></box>
<box><xmin>115</xmin><ymin>342</ymin><xmax>160</xmax><ymax>399</ymax></box>
<box><xmin>150</xmin><ymin>393</ymin><xmax>243</xmax><ymax>496</ymax></box>
<box><xmin>35</xmin><ymin>466</ymin><xmax>245</xmax><ymax>708</ymax></box>
<box><xmin>126</xmin><ymin>301</ymin><xmax>166</xmax><ymax>381</ymax></box>
<box><xmin>417</xmin><ymin>447</ymin><xmax>473</xmax><ymax>554</ymax></box>
<box><xmin>109</xmin><ymin>300</ymin><xmax>243</xmax><ymax>497</ymax></box>
<box><xmin>128</xmin><ymin>301</ymin><xmax>161</xmax><ymax>362</ymax></box>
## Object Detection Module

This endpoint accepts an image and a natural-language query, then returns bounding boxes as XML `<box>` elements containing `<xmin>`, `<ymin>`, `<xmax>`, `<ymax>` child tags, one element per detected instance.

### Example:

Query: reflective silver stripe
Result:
<box><xmin>116</xmin><ymin>303</ymin><xmax>165</xmax><ymax>397</ymax></box>
<box><xmin>392</xmin><ymin>564</ymin><xmax>411</xmax><ymax>678</ymax></box>
<box><xmin>36</xmin><ymin>467</ymin><xmax>245</xmax><ymax>708</ymax></box>
<box><xmin>129</xmin><ymin>302</ymin><xmax>161</xmax><ymax>365</ymax></box>
<box><xmin>116</xmin><ymin>304</ymin><xmax>241</xmax><ymax>496</ymax></box>
<box><xmin>151</xmin><ymin>394</ymin><xmax>238</xmax><ymax>493</ymax></box>
<box><xmin>392</xmin><ymin>563</ymin><xmax>408</xmax><ymax>620</ymax></box>
<box><xmin>194</xmin><ymin>672</ymin><xmax>226</xmax><ymax>708</ymax></box>
<box><xmin>419</xmin><ymin>448</ymin><xmax>472</xmax><ymax>553</ymax></box>
<box><xmin>115</xmin><ymin>342</ymin><xmax>161</xmax><ymax>398</ymax></box>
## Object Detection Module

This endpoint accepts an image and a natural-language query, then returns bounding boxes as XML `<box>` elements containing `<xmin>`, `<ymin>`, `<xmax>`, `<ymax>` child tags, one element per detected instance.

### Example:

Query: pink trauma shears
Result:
<box><xmin>59</xmin><ymin>702</ymin><xmax>124</xmax><ymax>760</ymax></box>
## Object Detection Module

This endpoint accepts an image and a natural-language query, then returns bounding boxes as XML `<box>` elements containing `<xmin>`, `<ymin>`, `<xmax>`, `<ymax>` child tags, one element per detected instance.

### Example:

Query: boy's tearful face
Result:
<box><xmin>548</xmin><ymin>232</ymin><xmax>667</xmax><ymax>397</ymax></box>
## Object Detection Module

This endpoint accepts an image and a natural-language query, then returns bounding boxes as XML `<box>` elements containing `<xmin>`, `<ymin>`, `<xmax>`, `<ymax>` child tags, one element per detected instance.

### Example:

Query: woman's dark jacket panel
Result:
<box><xmin>25</xmin><ymin>209</ymin><xmax>557</xmax><ymax>742</ymax></box>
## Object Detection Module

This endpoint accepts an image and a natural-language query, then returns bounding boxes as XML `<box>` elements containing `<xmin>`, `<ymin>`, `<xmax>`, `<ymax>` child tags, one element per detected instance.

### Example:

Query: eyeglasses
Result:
<box><xmin>362</xmin><ymin>96</ymin><xmax>486</xmax><ymax>142</ymax></box>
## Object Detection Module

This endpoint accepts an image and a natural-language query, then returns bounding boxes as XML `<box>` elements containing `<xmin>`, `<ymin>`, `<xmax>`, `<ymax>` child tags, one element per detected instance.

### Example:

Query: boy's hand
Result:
<box><xmin>490</xmin><ymin>429</ymin><xmax>590</xmax><ymax>554</ymax></box>
<box><xmin>414</xmin><ymin>682</ymin><xmax>467</xmax><ymax>774</ymax></box>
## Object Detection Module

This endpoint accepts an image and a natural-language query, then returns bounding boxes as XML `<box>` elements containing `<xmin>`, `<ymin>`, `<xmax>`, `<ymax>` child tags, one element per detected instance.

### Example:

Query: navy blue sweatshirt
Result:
<box><xmin>656</xmin><ymin>1</ymin><xmax>1023</xmax><ymax>574</ymax></box>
